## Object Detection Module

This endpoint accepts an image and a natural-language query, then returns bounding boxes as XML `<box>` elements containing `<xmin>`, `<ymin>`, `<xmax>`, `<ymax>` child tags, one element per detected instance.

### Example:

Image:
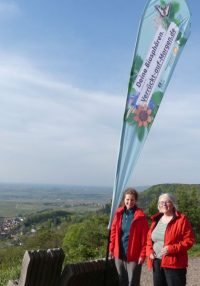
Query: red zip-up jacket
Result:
<box><xmin>109</xmin><ymin>206</ymin><xmax>149</xmax><ymax>262</ymax></box>
<box><xmin>146</xmin><ymin>211</ymin><xmax>195</xmax><ymax>269</ymax></box>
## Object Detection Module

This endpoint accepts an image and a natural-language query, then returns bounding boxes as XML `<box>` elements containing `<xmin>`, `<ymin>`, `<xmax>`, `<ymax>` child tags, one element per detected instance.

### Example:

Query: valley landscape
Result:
<box><xmin>0</xmin><ymin>183</ymin><xmax>199</xmax><ymax>285</ymax></box>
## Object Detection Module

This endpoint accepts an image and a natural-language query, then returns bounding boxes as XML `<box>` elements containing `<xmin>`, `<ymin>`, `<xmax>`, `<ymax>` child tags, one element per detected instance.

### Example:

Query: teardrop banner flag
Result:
<box><xmin>108</xmin><ymin>0</ymin><xmax>191</xmax><ymax>228</ymax></box>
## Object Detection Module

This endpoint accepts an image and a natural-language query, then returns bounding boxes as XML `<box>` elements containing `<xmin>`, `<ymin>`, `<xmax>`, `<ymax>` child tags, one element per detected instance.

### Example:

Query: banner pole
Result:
<box><xmin>103</xmin><ymin>229</ymin><xmax>111</xmax><ymax>286</ymax></box>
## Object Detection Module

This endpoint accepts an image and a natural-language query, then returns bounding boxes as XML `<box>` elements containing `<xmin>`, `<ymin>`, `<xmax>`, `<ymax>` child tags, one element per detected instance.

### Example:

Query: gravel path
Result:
<box><xmin>140</xmin><ymin>257</ymin><xmax>200</xmax><ymax>286</ymax></box>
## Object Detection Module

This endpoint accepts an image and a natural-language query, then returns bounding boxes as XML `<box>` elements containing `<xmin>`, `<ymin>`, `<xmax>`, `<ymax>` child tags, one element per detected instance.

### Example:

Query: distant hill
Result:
<box><xmin>0</xmin><ymin>183</ymin><xmax>112</xmax><ymax>203</ymax></box>
<box><xmin>0</xmin><ymin>182</ymin><xmax>149</xmax><ymax>203</ymax></box>
<box><xmin>138</xmin><ymin>183</ymin><xmax>200</xmax><ymax>212</ymax></box>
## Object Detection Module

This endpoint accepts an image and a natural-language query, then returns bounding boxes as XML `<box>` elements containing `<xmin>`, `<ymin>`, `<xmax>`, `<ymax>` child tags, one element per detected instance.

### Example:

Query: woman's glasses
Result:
<box><xmin>159</xmin><ymin>201</ymin><xmax>172</xmax><ymax>206</ymax></box>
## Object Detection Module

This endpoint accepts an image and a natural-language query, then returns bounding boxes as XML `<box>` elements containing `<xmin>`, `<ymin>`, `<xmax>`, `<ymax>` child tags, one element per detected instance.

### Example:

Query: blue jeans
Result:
<box><xmin>153</xmin><ymin>258</ymin><xmax>187</xmax><ymax>286</ymax></box>
<box><xmin>114</xmin><ymin>258</ymin><xmax>142</xmax><ymax>286</ymax></box>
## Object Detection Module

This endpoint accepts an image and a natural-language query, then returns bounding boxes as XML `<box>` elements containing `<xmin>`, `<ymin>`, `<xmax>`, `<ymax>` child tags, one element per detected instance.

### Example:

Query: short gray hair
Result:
<box><xmin>158</xmin><ymin>193</ymin><xmax>178</xmax><ymax>211</ymax></box>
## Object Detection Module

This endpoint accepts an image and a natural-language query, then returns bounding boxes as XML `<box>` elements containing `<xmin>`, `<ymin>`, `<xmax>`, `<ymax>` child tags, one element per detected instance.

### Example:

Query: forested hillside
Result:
<box><xmin>1</xmin><ymin>184</ymin><xmax>200</xmax><ymax>285</ymax></box>
<box><xmin>138</xmin><ymin>183</ymin><xmax>200</xmax><ymax>212</ymax></box>
<box><xmin>139</xmin><ymin>183</ymin><xmax>200</xmax><ymax>241</ymax></box>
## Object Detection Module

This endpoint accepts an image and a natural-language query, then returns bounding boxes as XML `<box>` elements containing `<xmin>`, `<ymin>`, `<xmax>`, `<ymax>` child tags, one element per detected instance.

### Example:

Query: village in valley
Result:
<box><xmin>0</xmin><ymin>217</ymin><xmax>24</xmax><ymax>239</ymax></box>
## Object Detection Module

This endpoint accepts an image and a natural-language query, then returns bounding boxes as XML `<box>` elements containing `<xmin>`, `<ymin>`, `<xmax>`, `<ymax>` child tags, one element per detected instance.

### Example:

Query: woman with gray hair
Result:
<box><xmin>146</xmin><ymin>193</ymin><xmax>195</xmax><ymax>286</ymax></box>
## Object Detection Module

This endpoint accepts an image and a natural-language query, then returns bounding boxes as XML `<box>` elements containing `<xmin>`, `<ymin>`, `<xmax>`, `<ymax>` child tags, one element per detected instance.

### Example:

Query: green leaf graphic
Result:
<box><xmin>178</xmin><ymin>37</ymin><xmax>187</xmax><ymax>46</ymax></box>
<box><xmin>160</xmin><ymin>0</ymin><xmax>166</xmax><ymax>7</ymax></box>
<box><xmin>169</xmin><ymin>2</ymin><xmax>180</xmax><ymax>19</ymax></box>
<box><xmin>152</xmin><ymin>91</ymin><xmax>164</xmax><ymax>106</ymax></box>
<box><xmin>176</xmin><ymin>32</ymin><xmax>182</xmax><ymax>41</ymax></box>
<box><xmin>138</xmin><ymin>126</ymin><xmax>145</xmax><ymax>141</ymax></box>
<box><xmin>128</xmin><ymin>55</ymin><xmax>143</xmax><ymax>93</ymax></box>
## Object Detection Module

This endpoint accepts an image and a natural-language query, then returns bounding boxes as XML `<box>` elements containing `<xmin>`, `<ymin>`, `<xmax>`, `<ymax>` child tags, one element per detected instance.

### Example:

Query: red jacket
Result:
<box><xmin>109</xmin><ymin>206</ymin><xmax>149</xmax><ymax>262</ymax></box>
<box><xmin>146</xmin><ymin>211</ymin><xmax>195</xmax><ymax>269</ymax></box>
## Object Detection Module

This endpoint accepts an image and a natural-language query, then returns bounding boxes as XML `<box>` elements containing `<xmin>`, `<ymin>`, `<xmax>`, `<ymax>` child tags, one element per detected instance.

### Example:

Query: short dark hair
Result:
<box><xmin>120</xmin><ymin>187</ymin><xmax>138</xmax><ymax>207</ymax></box>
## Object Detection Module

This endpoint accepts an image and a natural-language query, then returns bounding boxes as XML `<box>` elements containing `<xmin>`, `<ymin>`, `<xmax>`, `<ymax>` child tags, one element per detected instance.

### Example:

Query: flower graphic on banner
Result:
<box><xmin>125</xmin><ymin>92</ymin><xmax>162</xmax><ymax>141</ymax></box>
<box><xmin>125</xmin><ymin>96</ymin><xmax>155</xmax><ymax>127</ymax></box>
<box><xmin>108</xmin><ymin>0</ymin><xmax>191</xmax><ymax>228</ymax></box>
<box><xmin>127</xmin><ymin>91</ymin><xmax>139</xmax><ymax>109</ymax></box>
<box><xmin>133</xmin><ymin>105</ymin><xmax>152</xmax><ymax>127</ymax></box>
<box><xmin>124</xmin><ymin>0</ymin><xmax>186</xmax><ymax>141</ymax></box>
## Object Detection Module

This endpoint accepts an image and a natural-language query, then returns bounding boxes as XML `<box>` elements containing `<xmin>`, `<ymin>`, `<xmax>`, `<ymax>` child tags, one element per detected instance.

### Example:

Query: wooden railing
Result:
<box><xmin>7</xmin><ymin>248</ymin><xmax>119</xmax><ymax>286</ymax></box>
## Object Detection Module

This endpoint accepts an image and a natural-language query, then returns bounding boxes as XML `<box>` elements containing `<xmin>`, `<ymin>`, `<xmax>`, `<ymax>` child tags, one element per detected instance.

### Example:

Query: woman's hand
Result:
<box><xmin>138</xmin><ymin>257</ymin><xmax>145</xmax><ymax>264</ymax></box>
<box><xmin>109</xmin><ymin>252</ymin><xmax>114</xmax><ymax>259</ymax></box>
<box><xmin>149</xmin><ymin>252</ymin><xmax>156</xmax><ymax>260</ymax></box>
<box><xmin>161</xmin><ymin>246</ymin><xmax>168</xmax><ymax>256</ymax></box>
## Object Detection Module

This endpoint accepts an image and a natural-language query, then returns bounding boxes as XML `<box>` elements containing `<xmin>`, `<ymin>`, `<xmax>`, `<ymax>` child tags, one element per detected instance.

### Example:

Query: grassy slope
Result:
<box><xmin>1</xmin><ymin>183</ymin><xmax>200</xmax><ymax>284</ymax></box>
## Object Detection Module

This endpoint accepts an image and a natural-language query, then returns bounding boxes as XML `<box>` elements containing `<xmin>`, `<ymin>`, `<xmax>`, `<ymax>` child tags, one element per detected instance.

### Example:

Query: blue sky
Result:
<box><xmin>0</xmin><ymin>0</ymin><xmax>199</xmax><ymax>187</ymax></box>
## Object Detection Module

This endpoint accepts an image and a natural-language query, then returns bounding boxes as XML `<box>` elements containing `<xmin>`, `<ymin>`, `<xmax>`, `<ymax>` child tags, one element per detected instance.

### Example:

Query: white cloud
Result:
<box><xmin>0</xmin><ymin>47</ymin><xmax>199</xmax><ymax>186</ymax></box>
<box><xmin>131</xmin><ymin>92</ymin><xmax>200</xmax><ymax>186</ymax></box>
<box><xmin>0</xmin><ymin>53</ymin><xmax>125</xmax><ymax>185</ymax></box>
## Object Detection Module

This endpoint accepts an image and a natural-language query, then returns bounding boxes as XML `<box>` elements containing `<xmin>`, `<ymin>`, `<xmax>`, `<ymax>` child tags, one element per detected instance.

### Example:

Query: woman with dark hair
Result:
<box><xmin>146</xmin><ymin>193</ymin><xmax>195</xmax><ymax>286</ymax></box>
<box><xmin>109</xmin><ymin>188</ymin><xmax>149</xmax><ymax>286</ymax></box>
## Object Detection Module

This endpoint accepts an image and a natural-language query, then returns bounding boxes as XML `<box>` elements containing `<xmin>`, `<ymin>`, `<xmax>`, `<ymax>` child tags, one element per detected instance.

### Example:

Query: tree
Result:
<box><xmin>22</xmin><ymin>228</ymin><xmax>63</xmax><ymax>249</ymax></box>
<box><xmin>62</xmin><ymin>214</ymin><xmax>109</xmax><ymax>263</ymax></box>
<box><xmin>177</xmin><ymin>188</ymin><xmax>200</xmax><ymax>242</ymax></box>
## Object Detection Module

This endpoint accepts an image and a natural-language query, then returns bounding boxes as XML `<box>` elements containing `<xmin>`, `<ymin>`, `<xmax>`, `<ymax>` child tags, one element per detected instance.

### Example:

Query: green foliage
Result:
<box><xmin>24</xmin><ymin>210</ymin><xmax>70</xmax><ymax>227</ymax></box>
<box><xmin>21</xmin><ymin>227</ymin><xmax>64</xmax><ymax>250</ymax></box>
<box><xmin>0</xmin><ymin>221</ymin><xmax>69</xmax><ymax>283</ymax></box>
<box><xmin>176</xmin><ymin>188</ymin><xmax>200</xmax><ymax>241</ymax></box>
<box><xmin>0</xmin><ymin>247</ymin><xmax>23</xmax><ymax>286</ymax></box>
<box><xmin>139</xmin><ymin>184</ymin><xmax>200</xmax><ymax>243</ymax></box>
<box><xmin>1</xmin><ymin>184</ymin><xmax>200</xmax><ymax>284</ymax></box>
<box><xmin>62</xmin><ymin>214</ymin><xmax>109</xmax><ymax>263</ymax></box>
<box><xmin>138</xmin><ymin>184</ymin><xmax>165</xmax><ymax>212</ymax></box>
<box><xmin>97</xmin><ymin>203</ymin><xmax>111</xmax><ymax>215</ymax></box>
<box><xmin>147</xmin><ymin>197</ymin><xmax>158</xmax><ymax>217</ymax></box>
<box><xmin>188</xmin><ymin>243</ymin><xmax>200</xmax><ymax>257</ymax></box>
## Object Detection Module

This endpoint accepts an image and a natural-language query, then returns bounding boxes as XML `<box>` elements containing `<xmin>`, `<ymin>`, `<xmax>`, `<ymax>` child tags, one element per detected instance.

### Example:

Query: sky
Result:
<box><xmin>0</xmin><ymin>0</ymin><xmax>199</xmax><ymax>187</ymax></box>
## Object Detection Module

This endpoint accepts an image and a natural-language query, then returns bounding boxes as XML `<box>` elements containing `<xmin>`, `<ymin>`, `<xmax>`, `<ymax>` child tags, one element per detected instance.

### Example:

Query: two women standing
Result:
<box><xmin>109</xmin><ymin>190</ymin><xmax>195</xmax><ymax>286</ymax></box>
